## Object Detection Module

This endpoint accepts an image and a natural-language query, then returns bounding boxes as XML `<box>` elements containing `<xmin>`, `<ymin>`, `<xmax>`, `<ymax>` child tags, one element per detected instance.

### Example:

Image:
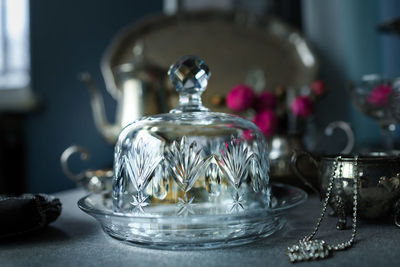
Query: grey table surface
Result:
<box><xmin>1</xmin><ymin>188</ymin><xmax>399</xmax><ymax>267</ymax></box>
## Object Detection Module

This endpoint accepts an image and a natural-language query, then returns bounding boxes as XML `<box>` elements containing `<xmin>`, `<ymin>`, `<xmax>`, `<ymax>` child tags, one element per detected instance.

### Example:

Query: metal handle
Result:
<box><xmin>60</xmin><ymin>145</ymin><xmax>90</xmax><ymax>182</ymax></box>
<box><xmin>325</xmin><ymin>121</ymin><xmax>355</xmax><ymax>155</ymax></box>
<box><xmin>394</xmin><ymin>198</ymin><xmax>400</xmax><ymax>228</ymax></box>
<box><xmin>290</xmin><ymin>150</ymin><xmax>320</xmax><ymax>196</ymax></box>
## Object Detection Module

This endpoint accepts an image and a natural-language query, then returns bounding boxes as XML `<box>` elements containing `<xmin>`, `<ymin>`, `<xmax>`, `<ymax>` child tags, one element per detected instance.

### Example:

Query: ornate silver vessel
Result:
<box><xmin>292</xmin><ymin>151</ymin><xmax>400</xmax><ymax>228</ymax></box>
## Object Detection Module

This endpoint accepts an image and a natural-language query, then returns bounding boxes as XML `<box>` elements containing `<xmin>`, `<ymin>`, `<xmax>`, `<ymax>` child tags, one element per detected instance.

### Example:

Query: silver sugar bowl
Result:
<box><xmin>60</xmin><ymin>145</ymin><xmax>113</xmax><ymax>193</ymax></box>
<box><xmin>292</xmin><ymin>151</ymin><xmax>400</xmax><ymax>229</ymax></box>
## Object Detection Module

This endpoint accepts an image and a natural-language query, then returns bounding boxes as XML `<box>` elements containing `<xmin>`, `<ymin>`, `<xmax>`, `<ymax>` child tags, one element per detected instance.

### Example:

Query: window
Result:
<box><xmin>0</xmin><ymin>0</ymin><xmax>30</xmax><ymax>89</ymax></box>
<box><xmin>0</xmin><ymin>0</ymin><xmax>35</xmax><ymax>111</ymax></box>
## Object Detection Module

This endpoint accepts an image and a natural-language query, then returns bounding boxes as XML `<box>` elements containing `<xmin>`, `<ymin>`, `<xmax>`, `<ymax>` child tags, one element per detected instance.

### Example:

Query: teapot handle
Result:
<box><xmin>290</xmin><ymin>150</ymin><xmax>320</xmax><ymax>196</ymax></box>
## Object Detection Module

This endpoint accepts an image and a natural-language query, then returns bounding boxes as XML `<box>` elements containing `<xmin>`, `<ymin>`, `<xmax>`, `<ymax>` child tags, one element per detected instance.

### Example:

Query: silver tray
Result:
<box><xmin>78</xmin><ymin>183</ymin><xmax>306</xmax><ymax>250</ymax></box>
<box><xmin>102</xmin><ymin>10</ymin><xmax>318</xmax><ymax>112</ymax></box>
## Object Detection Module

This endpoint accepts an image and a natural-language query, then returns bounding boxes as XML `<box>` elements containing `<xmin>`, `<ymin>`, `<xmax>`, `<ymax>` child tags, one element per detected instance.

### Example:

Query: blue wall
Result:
<box><xmin>303</xmin><ymin>0</ymin><xmax>400</xmax><ymax>150</ymax></box>
<box><xmin>27</xmin><ymin>1</ymin><xmax>162</xmax><ymax>193</ymax></box>
<box><xmin>380</xmin><ymin>1</ymin><xmax>400</xmax><ymax>75</ymax></box>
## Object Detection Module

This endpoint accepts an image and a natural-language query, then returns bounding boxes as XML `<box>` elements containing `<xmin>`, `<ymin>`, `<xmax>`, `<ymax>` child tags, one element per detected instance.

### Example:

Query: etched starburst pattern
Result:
<box><xmin>177</xmin><ymin>194</ymin><xmax>195</xmax><ymax>216</ymax></box>
<box><xmin>124</xmin><ymin>138</ymin><xmax>163</xmax><ymax>192</ymax></box>
<box><xmin>165</xmin><ymin>136</ymin><xmax>211</xmax><ymax>193</ymax></box>
<box><xmin>217</xmin><ymin>136</ymin><xmax>254</xmax><ymax>189</ymax></box>
<box><xmin>203</xmin><ymin>140</ymin><xmax>223</xmax><ymax>197</ymax></box>
<box><xmin>152</xmin><ymin>162</ymin><xmax>170</xmax><ymax>200</ymax></box>
<box><xmin>250</xmin><ymin>142</ymin><xmax>270</xmax><ymax>194</ymax></box>
<box><xmin>130</xmin><ymin>191</ymin><xmax>150</xmax><ymax>213</ymax></box>
<box><xmin>113</xmin><ymin>144</ymin><xmax>126</xmax><ymax>205</ymax></box>
<box><xmin>205</xmin><ymin>162</ymin><xmax>222</xmax><ymax>197</ymax></box>
<box><xmin>230</xmin><ymin>192</ymin><xmax>245</xmax><ymax>213</ymax></box>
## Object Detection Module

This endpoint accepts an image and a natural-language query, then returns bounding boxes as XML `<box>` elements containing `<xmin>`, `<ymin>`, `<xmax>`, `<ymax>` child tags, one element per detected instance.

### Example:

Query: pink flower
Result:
<box><xmin>291</xmin><ymin>96</ymin><xmax>313</xmax><ymax>117</ymax></box>
<box><xmin>253</xmin><ymin>110</ymin><xmax>277</xmax><ymax>137</ymax></box>
<box><xmin>226</xmin><ymin>85</ymin><xmax>255</xmax><ymax>112</ymax></box>
<box><xmin>254</xmin><ymin>91</ymin><xmax>277</xmax><ymax>112</ymax></box>
<box><xmin>310</xmin><ymin>80</ymin><xmax>325</xmax><ymax>96</ymax></box>
<box><xmin>367</xmin><ymin>84</ymin><xmax>393</xmax><ymax>107</ymax></box>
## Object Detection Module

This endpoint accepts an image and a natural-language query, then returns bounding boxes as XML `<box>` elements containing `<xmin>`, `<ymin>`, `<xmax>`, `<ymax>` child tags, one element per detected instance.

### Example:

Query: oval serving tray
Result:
<box><xmin>102</xmin><ymin>10</ymin><xmax>318</xmax><ymax>112</ymax></box>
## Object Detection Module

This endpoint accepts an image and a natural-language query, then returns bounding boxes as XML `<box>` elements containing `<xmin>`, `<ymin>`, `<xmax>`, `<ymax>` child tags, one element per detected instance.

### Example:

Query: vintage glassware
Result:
<box><xmin>79</xmin><ymin>56</ymin><xmax>307</xmax><ymax>249</ymax></box>
<box><xmin>112</xmin><ymin>55</ymin><xmax>271</xmax><ymax>216</ymax></box>
<box><xmin>348</xmin><ymin>74</ymin><xmax>400</xmax><ymax>151</ymax></box>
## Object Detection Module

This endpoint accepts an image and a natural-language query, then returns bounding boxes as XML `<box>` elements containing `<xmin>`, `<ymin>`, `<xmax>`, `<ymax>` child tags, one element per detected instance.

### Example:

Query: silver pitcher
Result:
<box><xmin>292</xmin><ymin>151</ymin><xmax>400</xmax><ymax>228</ymax></box>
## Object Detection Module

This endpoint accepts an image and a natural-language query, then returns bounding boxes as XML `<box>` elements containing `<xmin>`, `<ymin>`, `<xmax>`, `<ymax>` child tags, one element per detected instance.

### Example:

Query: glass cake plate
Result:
<box><xmin>78</xmin><ymin>183</ymin><xmax>306</xmax><ymax>250</ymax></box>
<box><xmin>78</xmin><ymin>56</ymin><xmax>306</xmax><ymax>249</ymax></box>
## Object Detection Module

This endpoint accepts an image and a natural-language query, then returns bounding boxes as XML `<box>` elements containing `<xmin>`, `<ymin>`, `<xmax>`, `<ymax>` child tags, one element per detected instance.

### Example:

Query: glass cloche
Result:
<box><xmin>113</xmin><ymin>55</ymin><xmax>270</xmax><ymax>216</ymax></box>
<box><xmin>78</xmin><ymin>56</ymin><xmax>307</xmax><ymax>249</ymax></box>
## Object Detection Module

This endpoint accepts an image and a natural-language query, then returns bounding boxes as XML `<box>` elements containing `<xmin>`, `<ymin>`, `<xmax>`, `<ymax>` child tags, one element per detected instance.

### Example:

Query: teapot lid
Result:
<box><xmin>113</xmin><ymin>55</ymin><xmax>270</xmax><ymax>216</ymax></box>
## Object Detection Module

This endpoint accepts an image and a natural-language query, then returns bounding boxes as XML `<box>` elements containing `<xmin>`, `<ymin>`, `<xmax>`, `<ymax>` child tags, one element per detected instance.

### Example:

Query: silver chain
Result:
<box><xmin>287</xmin><ymin>155</ymin><xmax>359</xmax><ymax>262</ymax></box>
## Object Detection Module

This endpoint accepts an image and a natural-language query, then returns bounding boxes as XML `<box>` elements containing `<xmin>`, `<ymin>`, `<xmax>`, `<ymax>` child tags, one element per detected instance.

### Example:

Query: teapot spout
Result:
<box><xmin>79</xmin><ymin>72</ymin><xmax>120</xmax><ymax>144</ymax></box>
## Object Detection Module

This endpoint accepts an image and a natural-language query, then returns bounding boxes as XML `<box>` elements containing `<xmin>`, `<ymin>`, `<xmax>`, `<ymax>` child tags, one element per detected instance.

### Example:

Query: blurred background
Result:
<box><xmin>0</xmin><ymin>0</ymin><xmax>399</xmax><ymax>194</ymax></box>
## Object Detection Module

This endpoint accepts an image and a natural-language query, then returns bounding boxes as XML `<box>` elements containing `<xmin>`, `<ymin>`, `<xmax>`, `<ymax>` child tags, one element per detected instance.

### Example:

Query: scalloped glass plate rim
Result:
<box><xmin>78</xmin><ymin>183</ymin><xmax>307</xmax><ymax>221</ymax></box>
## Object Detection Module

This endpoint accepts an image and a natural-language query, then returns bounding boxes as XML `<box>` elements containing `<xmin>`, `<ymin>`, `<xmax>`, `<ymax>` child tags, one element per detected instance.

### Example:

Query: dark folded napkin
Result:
<box><xmin>0</xmin><ymin>194</ymin><xmax>62</xmax><ymax>238</ymax></box>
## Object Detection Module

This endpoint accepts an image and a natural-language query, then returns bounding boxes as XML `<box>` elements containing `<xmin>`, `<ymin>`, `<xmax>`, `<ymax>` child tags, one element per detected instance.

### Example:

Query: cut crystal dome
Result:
<box><xmin>113</xmin><ymin>55</ymin><xmax>270</xmax><ymax>216</ymax></box>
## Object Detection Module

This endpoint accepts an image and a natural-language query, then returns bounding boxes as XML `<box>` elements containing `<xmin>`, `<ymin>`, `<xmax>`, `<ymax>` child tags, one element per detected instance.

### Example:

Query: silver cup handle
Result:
<box><xmin>394</xmin><ymin>192</ymin><xmax>400</xmax><ymax>228</ymax></box>
<box><xmin>325</xmin><ymin>121</ymin><xmax>355</xmax><ymax>155</ymax></box>
<box><xmin>60</xmin><ymin>145</ymin><xmax>90</xmax><ymax>182</ymax></box>
<box><xmin>290</xmin><ymin>149</ymin><xmax>320</xmax><ymax>196</ymax></box>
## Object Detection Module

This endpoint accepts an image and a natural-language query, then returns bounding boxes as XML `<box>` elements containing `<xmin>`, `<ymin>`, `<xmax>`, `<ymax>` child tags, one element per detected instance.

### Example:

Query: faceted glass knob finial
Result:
<box><xmin>168</xmin><ymin>55</ymin><xmax>211</xmax><ymax>94</ymax></box>
<box><xmin>168</xmin><ymin>56</ymin><xmax>211</xmax><ymax>113</ymax></box>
